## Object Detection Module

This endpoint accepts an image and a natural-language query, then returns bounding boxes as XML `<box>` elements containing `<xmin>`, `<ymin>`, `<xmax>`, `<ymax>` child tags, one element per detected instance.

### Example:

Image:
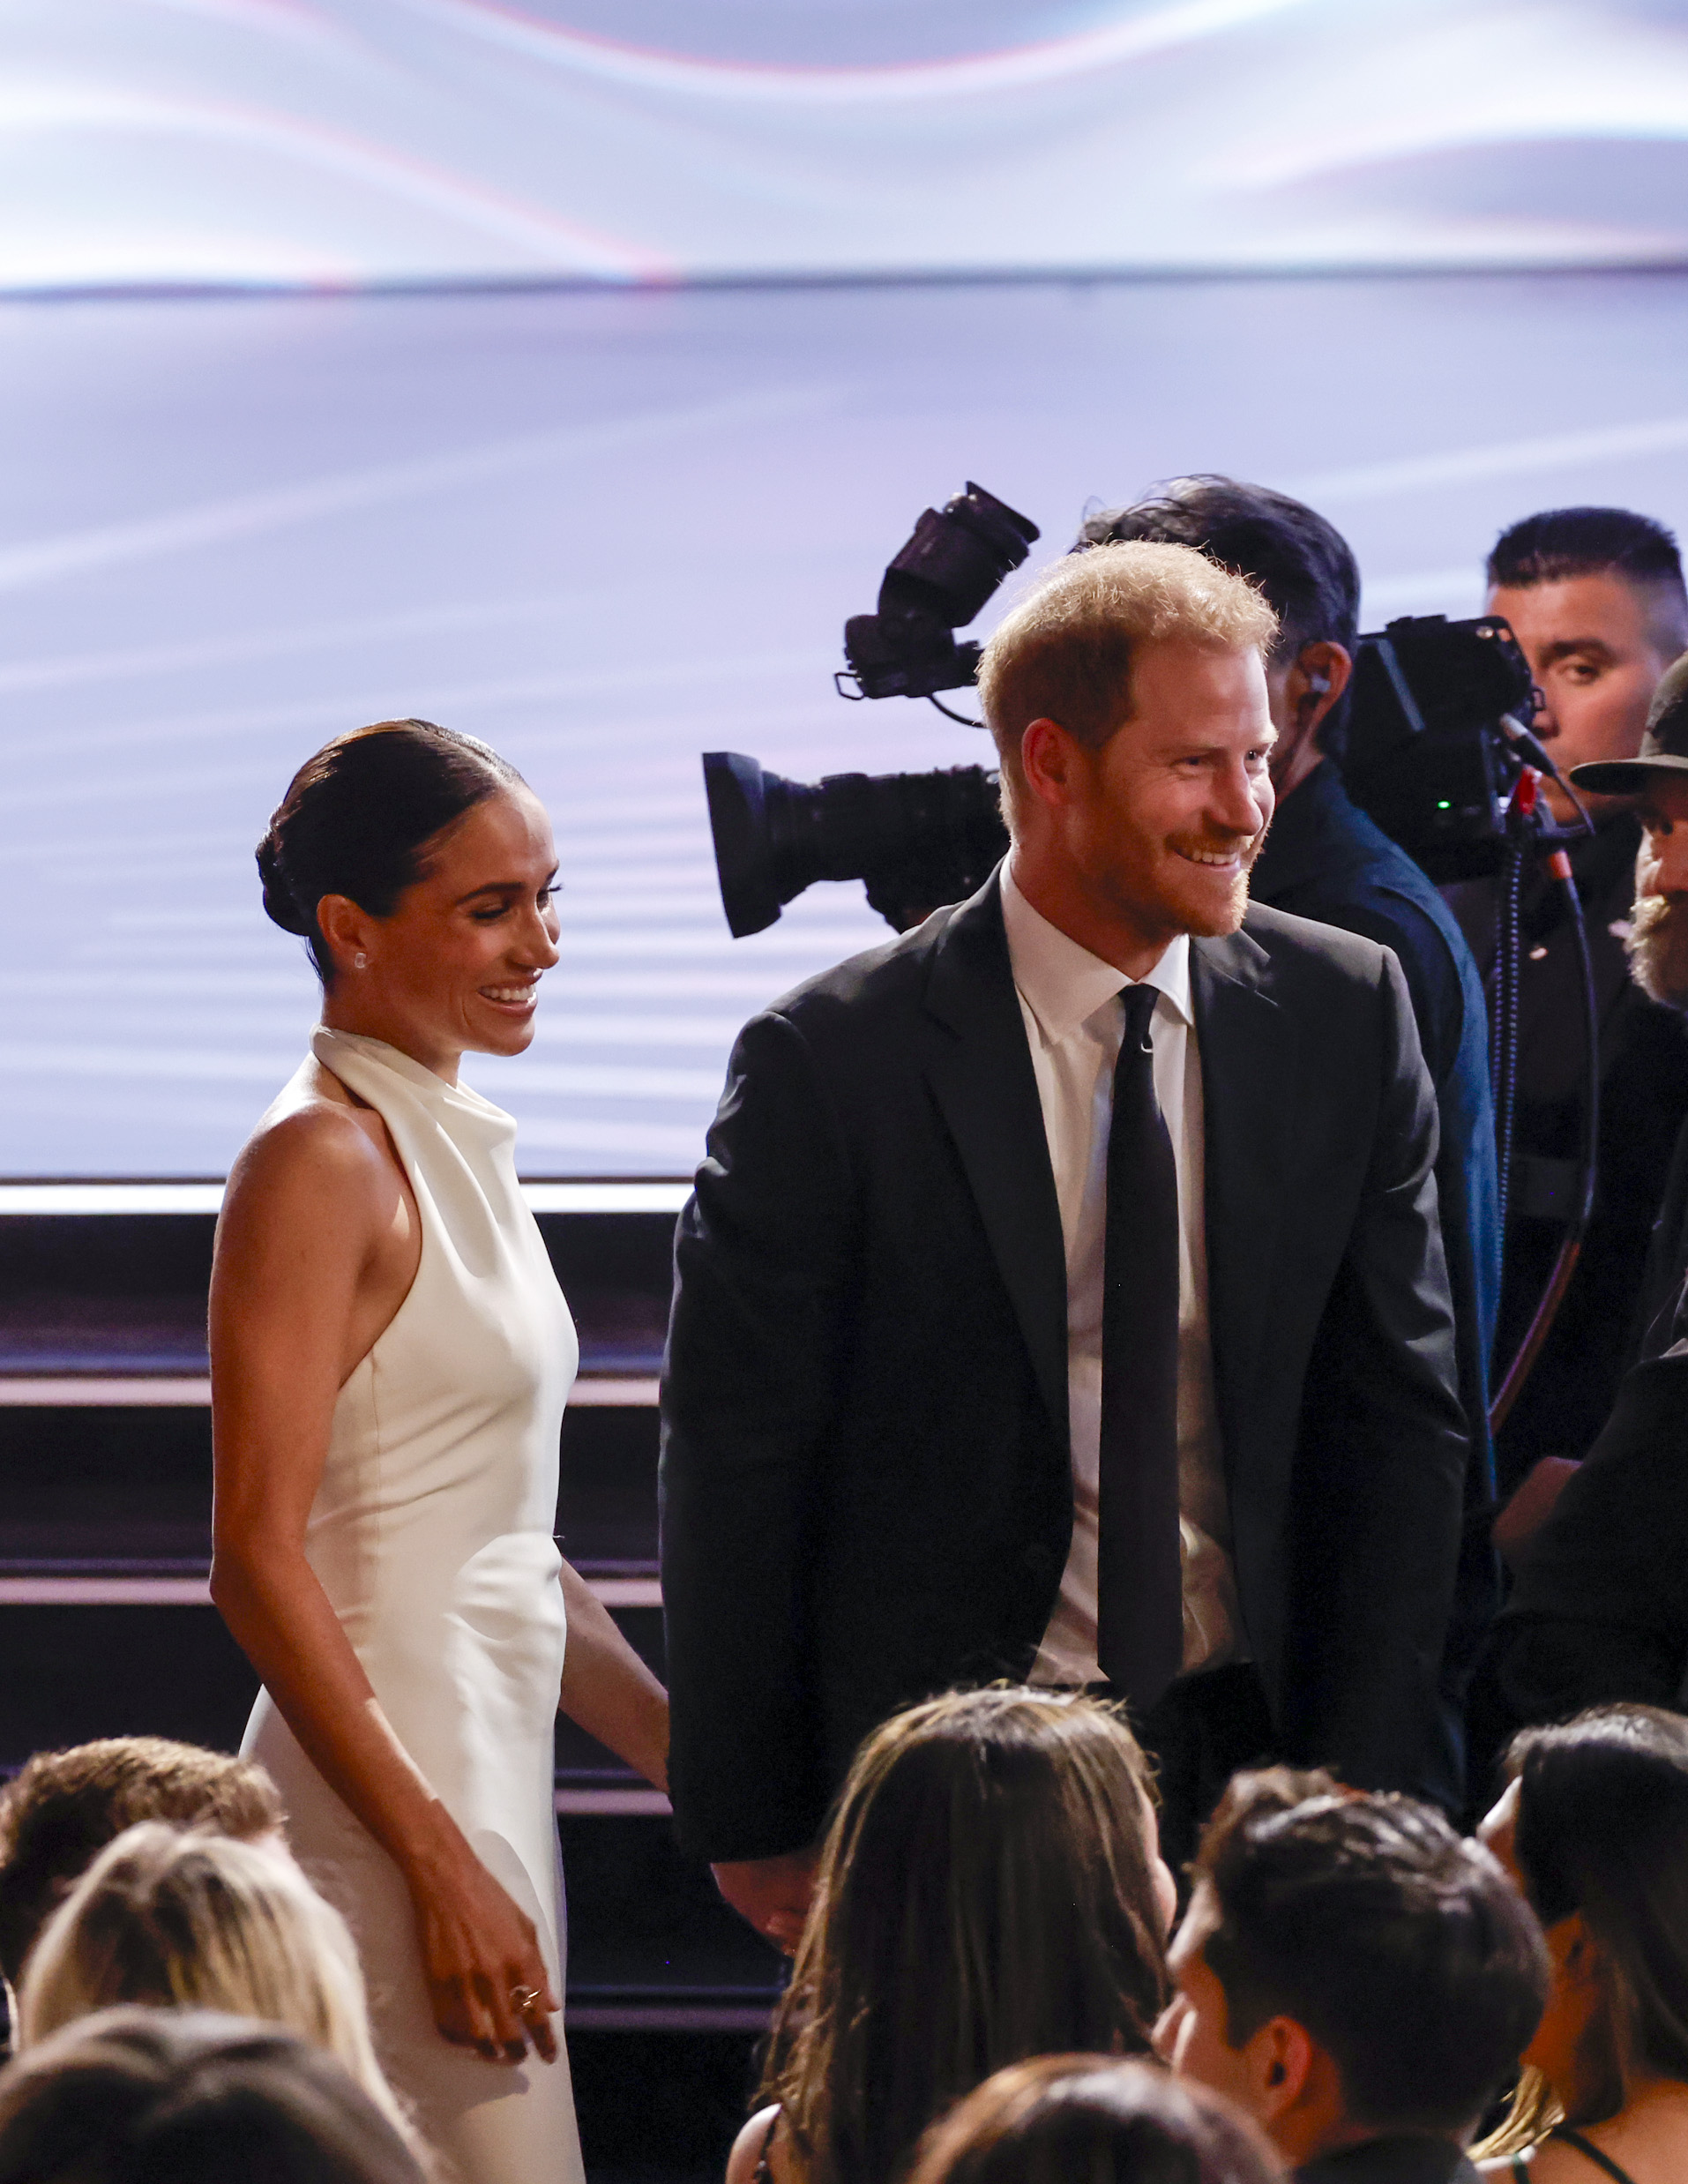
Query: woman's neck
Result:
<box><xmin>320</xmin><ymin>996</ymin><xmax>461</xmax><ymax>1085</ymax></box>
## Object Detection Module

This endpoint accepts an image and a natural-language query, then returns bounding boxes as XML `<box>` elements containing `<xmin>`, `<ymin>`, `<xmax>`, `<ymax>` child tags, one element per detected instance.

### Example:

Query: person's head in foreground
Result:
<box><xmin>1076</xmin><ymin>476</ymin><xmax>1359</xmax><ymax>796</ymax></box>
<box><xmin>0</xmin><ymin>2006</ymin><xmax>424</xmax><ymax>2184</ymax></box>
<box><xmin>0</xmin><ymin>1737</ymin><xmax>283</xmax><ymax>1994</ymax></box>
<box><xmin>1475</xmin><ymin>1704</ymin><xmax>1688</xmax><ymax>2171</ymax></box>
<box><xmin>1158</xmin><ymin>1769</ymin><xmax>1549</xmax><ymax>2176</ymax></box>
<box><xmin>17</xmin><ymin>1822</ymin><xmax>415</xmax><ymax>2155</ymax></box>
<box><xmin>258</xmin><ymin>717</ymin><xmax>558</xmax><ymax>1078</ymax></box>
<box><xmin>975</xmin><ymin>540</ymin><xmax>1278</xmax><ymax>978</ymax></box>
<box><xmin>907</xmin><ymin>2053</ymin><xmax>1286</xmax><ymax>2184</ymax></box>
<box><xmin>743</xmin><ymin>1687</ymin><xmax>1176</xmax><ymax>2184</ymax></box>
<box><xmin>1485</xmin><ymin>506</ymin><xmax>1688</xmax><ymax>824</ymax></box>
<box><xmin>1565</xmin><ymin>650</ymin><xmax>1688</xmax><ymax>1013</ymax></box>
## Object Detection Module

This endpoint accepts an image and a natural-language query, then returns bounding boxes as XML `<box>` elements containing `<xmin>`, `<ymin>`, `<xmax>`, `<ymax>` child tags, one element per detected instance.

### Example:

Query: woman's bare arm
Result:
<box><xmin>209</xmin><ymin>1097</ymin><xmax>556</xmax><ymax>2062</ymax></box>
<box><xmin>556</xmin><ymin>1562</ymin><xmax>669</xmax><ymax>1792</ymax></box>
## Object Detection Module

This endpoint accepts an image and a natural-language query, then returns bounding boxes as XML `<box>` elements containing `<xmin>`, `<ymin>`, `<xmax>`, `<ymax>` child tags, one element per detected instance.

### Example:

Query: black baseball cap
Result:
<box><xmin>1571</xmin><ymin>650</ymin><xmax>1688</xmax><ymax>794</ymax></box>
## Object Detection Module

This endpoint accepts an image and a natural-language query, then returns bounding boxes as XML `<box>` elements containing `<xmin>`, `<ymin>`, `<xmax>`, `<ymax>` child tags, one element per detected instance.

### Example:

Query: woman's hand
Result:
<box><xmin>407</xmin><ymin>1841</ymin><xmax>560</xmax><ymax>2064</ymax></box>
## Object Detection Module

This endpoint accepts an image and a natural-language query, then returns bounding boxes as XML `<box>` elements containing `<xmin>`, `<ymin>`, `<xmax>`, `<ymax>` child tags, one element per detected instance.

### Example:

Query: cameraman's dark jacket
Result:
<box><xmin>1251</xmin><ymin>759</ymin><xmax>1501</xmax><ymax>1699</ymax></box>
<box><xmin>1495</xmin><ymin>1112</ymin><xmax>1688</xmax><ymax>1721</ymax></box>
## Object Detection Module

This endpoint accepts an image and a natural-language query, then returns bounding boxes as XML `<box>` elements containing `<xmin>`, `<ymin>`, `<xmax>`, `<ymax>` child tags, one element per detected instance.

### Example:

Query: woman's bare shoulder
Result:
<box><xmin>223</xmin><ymin>1062</ymin><xmax>398</xmax><ymax>1228</ymax></box>
<box><xmin>727</xmin><ymin>2105</ymin><xmax>788</xmax><ymax>2184</ymax></box>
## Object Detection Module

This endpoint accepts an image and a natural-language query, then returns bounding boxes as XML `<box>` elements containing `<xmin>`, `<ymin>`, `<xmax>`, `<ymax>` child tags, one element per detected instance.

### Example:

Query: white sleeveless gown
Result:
<box><xmin>243</xmin><ymin>1028</ymin><xmax>586</xmax><ymax>2184</ymax></box>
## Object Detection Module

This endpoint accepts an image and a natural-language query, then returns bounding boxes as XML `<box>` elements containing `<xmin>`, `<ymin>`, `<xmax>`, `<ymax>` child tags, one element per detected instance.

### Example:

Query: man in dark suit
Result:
<box><xmin>1495</xmin><ymin>654</ymin><xmax>1688</xmax><ymax>1724</ymax></box>
<box><xmin>1079</xmin><ymin>480</ymin><xmax>1500</xmax><ymax>1727</ymax></box>
<box><xmin>661</xmin><ymin>540</ymin><xmax>1468</xmax><ymax>1942</ymax></box>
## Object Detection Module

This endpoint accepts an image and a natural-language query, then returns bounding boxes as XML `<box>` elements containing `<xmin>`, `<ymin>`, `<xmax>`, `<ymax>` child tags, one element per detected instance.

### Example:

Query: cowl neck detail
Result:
<box><xmin>311</xmin><ymin>1028</ymin><xmax>516</xmax><ymax>1145</ymax></box>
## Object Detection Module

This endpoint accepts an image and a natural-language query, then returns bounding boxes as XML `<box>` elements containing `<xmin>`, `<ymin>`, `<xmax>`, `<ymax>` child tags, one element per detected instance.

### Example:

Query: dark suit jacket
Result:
<box><xmin>1496</xmin><ymin>1116</ymin><xmax>1688</xmax><ymax>1723</ymax></box>
<box><xmin>1297</xmin><ymin>2137</ymin><xmax>1480</xmax><ymax>2184</ymax></box>
<box><xmin>659</xmin><ymin>875</ymin><xmax>1468</xmax><ymax>1862</ymax></box>
<box><xmin>1251</xmin><ymin>761</ymin><xmax>1501</xmax><ymax>1696</ymax></box>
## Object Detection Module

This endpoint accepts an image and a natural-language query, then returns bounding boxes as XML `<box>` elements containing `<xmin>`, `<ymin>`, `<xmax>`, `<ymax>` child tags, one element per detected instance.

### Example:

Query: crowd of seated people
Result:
<box><xmin>2</xmin><ymin>1699</ymin><xmax>1687</xmax><ymax>2182</ymax></box>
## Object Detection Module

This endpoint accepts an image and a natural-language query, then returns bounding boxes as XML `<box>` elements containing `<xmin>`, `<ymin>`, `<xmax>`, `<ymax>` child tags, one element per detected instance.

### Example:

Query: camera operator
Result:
<box><xmin>1465</xmin><ymin>509</ymin><xmax>1688</xmax><ymax>1508</ymax></box>
<box><xmin>1079</xmin><ymin>480</ymin><xmax>1499</xmax><ymax>1724</ymax></box>
<box><xmin>1493</xmin><ymin>654</ymin><xmax>1688</xmax><ymax>1720</ymax></box>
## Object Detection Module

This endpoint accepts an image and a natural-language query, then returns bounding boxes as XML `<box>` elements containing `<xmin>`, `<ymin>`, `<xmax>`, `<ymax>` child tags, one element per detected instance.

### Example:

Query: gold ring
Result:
<box><xmin>511</xmin><ymin>1986</ymin><xmax>543</xmax><ymax>2013</ymax></box>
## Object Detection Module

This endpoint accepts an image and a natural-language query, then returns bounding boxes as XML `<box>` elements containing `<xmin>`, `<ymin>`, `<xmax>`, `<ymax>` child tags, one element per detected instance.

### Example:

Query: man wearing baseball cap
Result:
<box><xmin>1570</xmin><ymin>652</ymin><xmax>1688</xmax><ymax>1012</ymax></box>
<box><xmin>1496</xmin><ymin>652</ymin><xmax>1688</xmax><ymax>1722</ymax></box>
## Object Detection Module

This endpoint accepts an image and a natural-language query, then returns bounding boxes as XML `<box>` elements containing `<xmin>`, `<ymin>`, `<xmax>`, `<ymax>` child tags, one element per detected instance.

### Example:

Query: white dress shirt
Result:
<box><xmin>999</xmin><ymin>862</ymin><xmax>1243</xmax><ymax>1688</ymax></box>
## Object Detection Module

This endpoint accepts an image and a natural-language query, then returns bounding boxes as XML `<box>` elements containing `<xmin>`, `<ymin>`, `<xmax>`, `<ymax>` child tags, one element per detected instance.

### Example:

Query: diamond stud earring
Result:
<box><xmin>354</xmin><ymin>952</ymin><xmax>370</xmax><ymax>970</ymax></box>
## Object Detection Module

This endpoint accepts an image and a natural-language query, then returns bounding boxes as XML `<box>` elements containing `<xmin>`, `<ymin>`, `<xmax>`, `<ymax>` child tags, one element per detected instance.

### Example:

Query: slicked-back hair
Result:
<box><xmin>1506</xmin><ymin>1705</ymin><xmax>1688</xmax><ymax>2112</ymax></box>
<box><xmin>907</xmin><ymin>2054</ymin><xmax>1286</xmax><ymax>2184</ymax></box>
<box><xmin>1487</xmin><ymin>506</ymin><xmax>1685</xmax><ymax>595</ymax></box>
<box><xmin>0</xmin><ymin>1738</ymin><xmax>283</xmax><ymax>1988</ymax></box>
<box><xmin>763</xmin><ymin>1688</ymin><xmax>1169</xmax><ymax>2184</ymax></box>
<box><xmin>975</xmin><ymin>541</ymin><xmax>1276</xmax><ymax>831</ymax></box>
<box><xmin>257</xmin><ymin>719</ymin><xmax>524</xmax><ymax>985</ymax></box>
<box><xmin>1192</xmin><ymin>1769</ymin><xmax>1549</xmax><ymax>2138</ymax></box>
<box><xmin>1076</xmin><ymin>477</ymin><xmax>1359</xmax><ymax>757</ymax></box>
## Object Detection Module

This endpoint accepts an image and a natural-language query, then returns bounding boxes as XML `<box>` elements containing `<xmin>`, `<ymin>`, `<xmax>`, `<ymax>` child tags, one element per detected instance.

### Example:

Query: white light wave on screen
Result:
<box><xmin>391</xmin><ymin>0</ymin><xmax>1311</xmax><ymax>104</ymax></box>
<box><xmin>0</xmin><ymin>382</ymin><xmax>840</xmax><ymax>594</ymax></box>
<box><xmin>0</xmin><ymin>81</ymin><xmax>663</xmax><ymax>279</ymax></box>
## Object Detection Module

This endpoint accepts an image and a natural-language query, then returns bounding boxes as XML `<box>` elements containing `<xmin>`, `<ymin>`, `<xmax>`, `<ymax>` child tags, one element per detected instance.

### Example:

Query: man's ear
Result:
<box><xmin>1245</xmin><ymin>2014</ymin><xmax>1318</xmax><ymax>2121</ymax></box>
<box><xmin>1019</xmin><ymin>717</ymin><xmax>1083</xmax><ymax>811</ymax></box>
<box><xmin>1287</xmin><ymin>641</ymin><xmax>1353</xmax><ymax>734</ymax></box>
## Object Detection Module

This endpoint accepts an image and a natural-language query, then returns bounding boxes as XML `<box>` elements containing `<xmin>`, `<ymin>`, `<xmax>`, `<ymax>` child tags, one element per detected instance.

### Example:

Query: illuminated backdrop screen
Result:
<box><xmin>4</xmin><ymin>3</ymin><xmax>1687</xmax><ymax>1175</ymax></box>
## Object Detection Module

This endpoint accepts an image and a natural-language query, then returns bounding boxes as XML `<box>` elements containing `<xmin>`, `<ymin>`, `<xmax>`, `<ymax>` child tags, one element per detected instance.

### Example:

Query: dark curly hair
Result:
<box><xmin>257</xmin><ymin>719</ymin><xmax>523</xmax><ymax>984</ymax></box>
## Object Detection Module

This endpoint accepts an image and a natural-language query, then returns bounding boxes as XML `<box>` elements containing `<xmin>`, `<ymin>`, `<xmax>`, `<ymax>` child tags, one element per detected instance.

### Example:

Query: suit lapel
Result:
<box><xmin>922</xmin><ymin>878</ymin><xmax>1070</xmax><ymax>1447</ymax></box>
<box><xmin>1191</xmin><ymin>927</ymin><xmax>1297</xmax><ymax>1458</ymax></box>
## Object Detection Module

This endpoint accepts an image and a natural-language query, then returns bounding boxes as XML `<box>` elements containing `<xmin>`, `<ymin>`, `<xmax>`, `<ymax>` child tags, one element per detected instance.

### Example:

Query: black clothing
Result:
<box><xmin>1134</xmin><ymin>1662</ymin><xmax>1276</xmax><ymax>1878</ymax></box>
<box><xmin>1254</xmin><ymin>762</ymin><xmax>1503</xmax><ymax>1706</ymax></box>
<box><xmin>1098</xmin><ymin>984</ymin><xmax>1183</xmax><ymax>1705</ymax></box>
<box><xmin>1495</xmin><ymin>1116</ymin><xmax>1688</xmax><ymax>1724</ymax></box>
<box><xmin>660</xmin><ymin>873</ymin><xmax>1468</xmax><ymax>1863</ymax></box>
<box><xmin>1298</xmin><ymin>2138</ymin><xmax>1478</xmax><ymax>2184</ymax></box>
<box><xmin>1465</xmin><ymin>814</ymin><xmax>1688</xmax><ymax>1492</ymax></box>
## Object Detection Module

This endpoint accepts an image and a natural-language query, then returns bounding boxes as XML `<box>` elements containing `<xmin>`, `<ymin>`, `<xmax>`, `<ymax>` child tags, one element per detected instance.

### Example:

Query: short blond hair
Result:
<box><xmin>18</xmin><ymin>1823</ymin><xmax>419</xmax><ymax>2160</ymax></box>
<box><xmin>976</xmin><ymin>541</ymin><xmax>1277</xmax><ymax>827</ymax></box>
<box><xmin>0</xmin><ymin>1737</ymin><xmax>284</xmax><ymax>1986</ymax></box>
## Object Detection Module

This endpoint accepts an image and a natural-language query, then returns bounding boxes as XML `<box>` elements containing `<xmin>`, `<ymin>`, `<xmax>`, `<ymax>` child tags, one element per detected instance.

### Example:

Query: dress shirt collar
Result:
<box><xmin>1000</xmin><ymin>858</ymin><xmax>1192</xmax><ymax>1040</ymax></box>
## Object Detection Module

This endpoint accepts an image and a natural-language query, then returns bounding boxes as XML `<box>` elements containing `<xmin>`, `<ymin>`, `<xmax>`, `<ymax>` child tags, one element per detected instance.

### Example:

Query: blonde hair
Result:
<box><xmin>975</xmin><ymin>541</ymin><xmax>1277</xmax><ymax>829</ymax></box>
<box><xmin>0</xmin><ymin>1736</ymin><xmax>284</xmax><ymax>1987</ymax></box>
<box><xmin>764</xmin><ymin>1687</ymin><xmax>1167</xmax><ymax>2184</ymax></box>
<box><xmin>17</xmin><ymin>1823</ymin><xmax>419</xmax><ymax>2159</ymax></box>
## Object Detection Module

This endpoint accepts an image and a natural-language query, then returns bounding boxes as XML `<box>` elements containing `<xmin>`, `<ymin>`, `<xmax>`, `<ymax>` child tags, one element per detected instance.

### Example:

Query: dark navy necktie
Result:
<box><xmin>1095</xmin><ymin>982</ymin><xmax>1184</xmax><ymax>1711</ymax></box>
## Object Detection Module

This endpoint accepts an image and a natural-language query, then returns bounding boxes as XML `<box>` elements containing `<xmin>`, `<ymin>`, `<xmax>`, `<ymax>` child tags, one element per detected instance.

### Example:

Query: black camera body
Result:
<box><xmin>1343</xmin><ymin>613</ymin><xmax>1540</xmax><ymax>882</ymax></box>
<box><xmin>705</xmin><ymin>488</ymin><xmax>1548</xmax><ymax>935</ymax></box>
<box><xmin>840</xmin><ymin>482</ymin><xmax>1039</xmax><ymax>702</ymax></box>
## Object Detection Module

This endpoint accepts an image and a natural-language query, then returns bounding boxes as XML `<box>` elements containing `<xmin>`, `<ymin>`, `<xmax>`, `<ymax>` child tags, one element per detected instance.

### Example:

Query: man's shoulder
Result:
<box><xmin>754</xmin><ymin>896</ymin><xmax>975</xmax><ymax>1042</ymax></box>
<box><xmin>1236</xmin><ymin>898</ymin><xmax>1395</xmax><ymax>984</ymax></box>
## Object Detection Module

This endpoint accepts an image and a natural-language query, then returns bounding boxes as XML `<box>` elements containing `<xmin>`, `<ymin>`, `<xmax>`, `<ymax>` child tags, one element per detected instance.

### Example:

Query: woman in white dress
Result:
<box><xmin>209</xmin><ymin>719</ymin><xmax>668</xmax><ymax>2184</ymax></box>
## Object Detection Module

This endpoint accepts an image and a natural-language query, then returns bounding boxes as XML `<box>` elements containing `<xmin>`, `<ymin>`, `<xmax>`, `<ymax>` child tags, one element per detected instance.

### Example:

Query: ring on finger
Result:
<box><xmin>511</xmin><ymin>1985</ymin><xmax>544</xmax><ymax>2015</ymax></box>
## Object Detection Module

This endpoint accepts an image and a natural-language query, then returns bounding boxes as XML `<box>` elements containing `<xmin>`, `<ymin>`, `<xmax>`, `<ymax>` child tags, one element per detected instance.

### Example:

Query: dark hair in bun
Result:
<box><xmin>257</xmin><ymin>719</ymin><xmax>523</xmax><ymax>984</ymax></box>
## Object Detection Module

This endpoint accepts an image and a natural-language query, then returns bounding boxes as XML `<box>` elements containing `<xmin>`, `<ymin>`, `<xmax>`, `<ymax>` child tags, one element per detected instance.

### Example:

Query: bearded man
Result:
<box><xmin>1498</xmin><ymin>653</ymin><xmax>1688</xmax><ymax>1722</ymax></box>
<box><xmin>661</xmin><ymin>542</ymin><xmax>1468</xmax><ymax>1943</ymax></box>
